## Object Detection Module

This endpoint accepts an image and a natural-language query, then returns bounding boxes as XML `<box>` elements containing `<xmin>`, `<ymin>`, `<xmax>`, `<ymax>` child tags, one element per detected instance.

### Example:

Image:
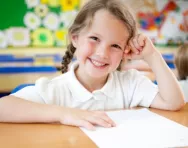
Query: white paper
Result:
<box><xmin>81</xmin><ymin>109</ymin><xmax>188</xmax><ymax>148</ymax></box>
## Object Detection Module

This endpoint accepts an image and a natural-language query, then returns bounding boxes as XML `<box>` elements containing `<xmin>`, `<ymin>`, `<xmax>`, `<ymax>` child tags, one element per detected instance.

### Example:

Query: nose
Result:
<box><xmin>95</xmin><ymin>43</ymin><xmax>109</xmax><ymax>59</ymax></box>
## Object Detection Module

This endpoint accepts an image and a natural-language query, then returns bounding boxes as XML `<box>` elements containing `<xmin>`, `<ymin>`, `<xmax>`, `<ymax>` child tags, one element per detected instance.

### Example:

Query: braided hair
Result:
<box><xmin>61</xmin><ymin>43</ymin><xmax>76</xmax><ymax>73</ymax></box>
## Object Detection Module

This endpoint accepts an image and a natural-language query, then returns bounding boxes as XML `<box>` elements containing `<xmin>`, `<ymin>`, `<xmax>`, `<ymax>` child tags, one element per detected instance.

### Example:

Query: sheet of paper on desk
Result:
<box><xmin>81</xmin><ymin>109</ymin><xmax>188</xmax><ymax>148</ymax></box>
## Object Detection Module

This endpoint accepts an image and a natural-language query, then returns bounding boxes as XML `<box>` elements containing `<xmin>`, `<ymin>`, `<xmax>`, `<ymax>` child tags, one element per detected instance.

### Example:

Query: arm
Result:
<box><xmin>0</xmin><ymin>95</ymin><xmax>60</xmax><ymax>123</ymax></box>
<box><xmin>0</xmin><ymin>95</ymin><xmax>115</xmax><ymax>130</ymax></box>
<box><xmin>145</xmin><ymin>50</ymin><xmax>185</xmax><ymax>110</ymax></box>
<box><xmin>125</xmin><ymin>34</ymin><xmax>185</xmax><ymax>111</ymax></box>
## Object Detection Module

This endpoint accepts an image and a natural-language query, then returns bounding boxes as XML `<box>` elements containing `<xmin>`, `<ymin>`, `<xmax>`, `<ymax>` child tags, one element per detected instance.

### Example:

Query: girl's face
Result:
<box><xmin>71</xmin><ymin>9</ymin><xmax>129</xmax><ymax>80</ymax></box>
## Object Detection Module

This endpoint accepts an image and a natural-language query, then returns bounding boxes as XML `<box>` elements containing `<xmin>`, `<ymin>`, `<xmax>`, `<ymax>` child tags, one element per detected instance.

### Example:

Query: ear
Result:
<box><xmin>71</xmin><ymin>34</ymin><xmax>78</xmax><ymax>48</ymax></box>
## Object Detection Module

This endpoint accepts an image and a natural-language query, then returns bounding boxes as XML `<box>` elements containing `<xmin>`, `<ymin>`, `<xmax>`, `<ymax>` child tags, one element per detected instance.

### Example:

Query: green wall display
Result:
<box><xmin>0</xmin><ymin>0</ymin><xmax>80</xmax><ymax>48</ymax></box>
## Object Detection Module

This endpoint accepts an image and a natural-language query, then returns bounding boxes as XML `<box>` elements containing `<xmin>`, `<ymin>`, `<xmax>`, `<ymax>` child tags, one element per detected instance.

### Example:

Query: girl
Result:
<box><xmin>0</xmin><ymin>0</ymin><xmax>185</xmax><ymax>130</ymax></box>
<box><xmin>175</xmin><ymin>44</ymin><xmax>188</xmax><ymax>102</ymax></box>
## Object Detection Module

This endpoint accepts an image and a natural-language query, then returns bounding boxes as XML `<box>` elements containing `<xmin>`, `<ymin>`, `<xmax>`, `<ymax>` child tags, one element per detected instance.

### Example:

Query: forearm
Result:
<box><xmin>145</xmin><ymin>51</ymin><xmax>185</xmax><ymax>106</ymax></box>
<box><xmin>0</xmin><ymin>96</ymin><xmax>60</xmax><ymax>123</ymax></box>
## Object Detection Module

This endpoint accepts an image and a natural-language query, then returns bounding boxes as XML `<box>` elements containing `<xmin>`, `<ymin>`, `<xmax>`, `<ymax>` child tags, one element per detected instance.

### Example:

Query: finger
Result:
<box><xmin>132</xmin><ymin>35</ymin><xmax>142</xmax><ymax>51</ymax></box>
<box><xmin>76</xmin><ymin>119</ymin><xmax>96</xmax><ymax>131</ymax></box>
<box><xmin>123</xmin><ymin>49</ymin><xmax>132</xmax><ymax>60</ymax></box>
<box><xmin>124</xmin><ymin>45</ymin><xmax>131</xmax><ymax>54</ymax></box>
<box><xmin>129</xmin><ymin>40</ymin><xmax>139</xmax><ymax>55</ymax></box>
<box><xmin>94</xmin><ymin>111</ymin><xmax>116</xmax><ymax>127</ymax></box>
<box><xmin>87</xmin><ymin>115</ymin><xmax>112</xmax><ymax>128</ymax></box>
<box><xmin>137</xmin><ymin>34</ymin><xmax>146</xmax><ymax>48</ymax></box>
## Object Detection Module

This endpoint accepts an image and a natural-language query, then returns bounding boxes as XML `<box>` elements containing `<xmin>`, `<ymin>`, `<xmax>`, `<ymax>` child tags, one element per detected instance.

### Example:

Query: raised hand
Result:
<box><xmin>124</xmin><ymin>34</ymin><xmax>158</xmax><ymax>63</ymax></box>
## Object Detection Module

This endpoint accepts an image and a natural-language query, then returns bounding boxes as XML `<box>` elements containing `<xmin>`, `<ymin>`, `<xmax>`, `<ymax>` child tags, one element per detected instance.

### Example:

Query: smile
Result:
<box><xmin>89</xmin><ymin>58</ymin><xmax>109</xmax><ymax>68</ymax></box>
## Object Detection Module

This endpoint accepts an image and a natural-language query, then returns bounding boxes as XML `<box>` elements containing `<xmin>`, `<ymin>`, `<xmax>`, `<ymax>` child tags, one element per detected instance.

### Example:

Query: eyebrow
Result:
<box><xmin>91</xmin><ymin>32</ymin><xmax>102</xmax><ymax>38</ymax></box>
<box><xmin>91</xmin><ymin>32</ymin><xmax>127</xmax><ymax>46</ymax></box>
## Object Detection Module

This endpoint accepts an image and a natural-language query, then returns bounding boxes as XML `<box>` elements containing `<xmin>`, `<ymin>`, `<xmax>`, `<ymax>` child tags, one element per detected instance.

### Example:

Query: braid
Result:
<box><xmin>61</xmin><ymin>43</ymin><xmax>76</xmax><ymax>73</ymax></box>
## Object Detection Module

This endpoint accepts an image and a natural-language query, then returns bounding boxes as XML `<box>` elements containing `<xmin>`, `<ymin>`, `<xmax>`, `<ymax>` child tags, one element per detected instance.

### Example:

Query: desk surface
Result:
<box><xmin>0</xmin><ymin>104</ymin><xmax>187</xmax><ymax>148</ymax></box>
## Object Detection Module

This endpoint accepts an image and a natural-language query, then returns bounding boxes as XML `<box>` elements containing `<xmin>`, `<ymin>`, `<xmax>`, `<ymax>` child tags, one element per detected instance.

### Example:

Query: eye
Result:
<box><xmin>89</xmin><ymin>36</ymin><xmax>99</xmax><ymax>41</ymax></box>
<box><xmin>112</xmin><ymin>44</ymin><xmax>122</xmax><ymax>50</ymax></box>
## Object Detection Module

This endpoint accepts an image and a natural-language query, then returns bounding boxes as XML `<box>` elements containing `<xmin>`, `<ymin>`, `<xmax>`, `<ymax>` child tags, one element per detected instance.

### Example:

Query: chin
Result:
<box><xmin>86</xmin><ymin>69</ymin><xmax>109</xmax><ymax>79</ymax></box>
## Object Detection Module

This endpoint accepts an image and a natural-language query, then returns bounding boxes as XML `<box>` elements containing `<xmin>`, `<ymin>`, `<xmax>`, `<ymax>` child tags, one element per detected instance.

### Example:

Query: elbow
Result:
<box><xmin>170</xmin><ymin>97</ymin><xmax>186</xmax><ymax>111</ymax></box>
<box><xmin>177</xmin><ymin>99</ymin><xmax>186</xmax><ymax>111</ymax></box>
<box><xmin>172</xmin><ymin>102</ymin><xmax>185</xmax><ymax>111</ymax></box>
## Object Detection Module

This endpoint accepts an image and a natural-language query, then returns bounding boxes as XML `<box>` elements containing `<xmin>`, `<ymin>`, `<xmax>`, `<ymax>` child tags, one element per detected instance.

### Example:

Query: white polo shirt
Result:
<box><xmin>11</xmin><ymin>62</ymin><xmax>158</xmax><ymax>110</ymax></box>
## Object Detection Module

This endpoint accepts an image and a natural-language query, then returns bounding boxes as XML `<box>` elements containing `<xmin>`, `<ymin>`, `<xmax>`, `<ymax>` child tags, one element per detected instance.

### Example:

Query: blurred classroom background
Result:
<box><xmin>0</xmin><ymin>0</ymin><xmax>187</xmax><ymax>97</ymax></box>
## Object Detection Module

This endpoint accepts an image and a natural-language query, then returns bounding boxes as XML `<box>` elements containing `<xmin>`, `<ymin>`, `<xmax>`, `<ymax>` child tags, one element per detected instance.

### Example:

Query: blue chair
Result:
<box><xmin>0</xmin><ymin>54</ymin><xmax>34</xmax><ymax>63</ymax></box>
<box><xmin>162</xmin><ymin>53</ymin><xmax>175</xmax><ymax>69</ymax></box>
<box><xmin>11</xmin><ymin>84</ymin><xmax>34</xmax><ymax>94</ymax></box>
<box><xmin>0</xmin><ymin>84</ymin><xmax>34</xmax><ymax>98</ymax></box>
<box><xmin>0</xmin><ymin>66</ymin><xmax>57</xmax><ymax>74</ymax></box>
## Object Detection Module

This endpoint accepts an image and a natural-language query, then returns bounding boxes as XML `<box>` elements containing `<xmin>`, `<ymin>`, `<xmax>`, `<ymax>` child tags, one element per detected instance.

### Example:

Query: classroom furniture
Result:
<box><xmin>0</xmin><ymin>48</ymin><xmax>65</xmax><ymax>55</ymax></box>
<box><xmin>0</xmin><ymin>72</ymin><xmax>61</xmax><ymax>93</ymax></box>
<box><xmin>0</xmin><ymin>66</ymin><xmax>57</xmax><ymax>74</ymax></box>
<box><xmin>0</xmin><ymin>103</ymin><xmax>187</xmax><ymax>148</ymax></box>
<box><xmin>11</xmin><ymin>84</ymin><xmax>34</xmax><ymax>94</ymax></box>
<box><xmin>162</xmin><ymin>53</ymin><xmax>175</xmax><ymax>69</ymax></box>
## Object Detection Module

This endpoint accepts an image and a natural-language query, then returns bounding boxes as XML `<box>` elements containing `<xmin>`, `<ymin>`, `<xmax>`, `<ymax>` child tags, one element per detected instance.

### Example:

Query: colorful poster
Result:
<box><xmin>137</xmin><ymin>0</ymin><xmax>188</xmax><ymax>46</ymax></box>
<box><xmin>0</xmin><ymin>0</ymin><xmax>80</xmax><ymax>48</ymax></box>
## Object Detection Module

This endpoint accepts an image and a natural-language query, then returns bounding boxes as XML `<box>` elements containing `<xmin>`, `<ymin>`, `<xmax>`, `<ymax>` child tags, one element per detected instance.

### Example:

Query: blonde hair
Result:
<box><xmin>174</xmin><ymin>44</ymin><xmax>188</xmax><ymax>80</ymax></box>
<box><xmin>61</xmin><ymin>0</ymin><xmax>136</xmax><ymax>73</ymax></box>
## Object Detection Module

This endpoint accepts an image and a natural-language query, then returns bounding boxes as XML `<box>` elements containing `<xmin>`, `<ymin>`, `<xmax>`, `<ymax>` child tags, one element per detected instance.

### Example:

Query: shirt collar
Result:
<box><xmin>67</xmin><ymin>62</ymin><xmax>116</xmax><ymax>102</ymax></box>
<box><xmin>99</xmin><ymin>72</ymin><xmax>116</xmax><ymax>99</ymax></box>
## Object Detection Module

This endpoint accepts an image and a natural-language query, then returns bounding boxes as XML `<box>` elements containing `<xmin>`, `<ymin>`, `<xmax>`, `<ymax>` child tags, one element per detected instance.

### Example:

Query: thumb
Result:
<box><xmin>124</xmin><ymin>46</ymin><xmax>132</xmax><ymax>59</ymax></box>
<box><xmin>124</xmin><ymin>51</ymin><xmax>133</xmax><ymax>60</ymax></box>
<box><xmin>124</xmin><ymin>45</ymin><xmax>131</xmax><ymax>54</ymax></box>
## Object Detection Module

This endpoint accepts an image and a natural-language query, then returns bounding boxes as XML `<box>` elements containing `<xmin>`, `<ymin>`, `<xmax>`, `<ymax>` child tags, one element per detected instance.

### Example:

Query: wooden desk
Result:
<box><xmin>0</xmin><ymin>104</ymin><xmax>187</xmax><ymax>148</ymax></box>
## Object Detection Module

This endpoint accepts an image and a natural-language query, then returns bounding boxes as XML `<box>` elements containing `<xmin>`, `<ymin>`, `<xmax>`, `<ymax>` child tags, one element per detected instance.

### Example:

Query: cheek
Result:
<box><xmin>111</xmin><ymin>52</ymin><xmax>123</xmax><ymax>65</ymax></box>
<box><xmin>84</xmin><ymin>42</ymin><xmax>95</xmax><ymax>56</ymax></box>
<box><xmin>76</xmin><ymin>41</ymin><xmax>95</xmax><ymax>60</ymax></box>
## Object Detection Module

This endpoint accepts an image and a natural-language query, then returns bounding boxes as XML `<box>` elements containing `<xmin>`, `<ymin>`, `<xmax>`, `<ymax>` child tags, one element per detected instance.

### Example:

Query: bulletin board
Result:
<box><xmin>137</xmin><ymin>0</ymin><xmax>188</xmax><ymax>46</ymax></box>
<box><xmin>0</xmin><ymin>0</ymin><xmax>80</xmax><ymax>48</ymax></box>
<box><xmin>0</xmin><ymin>0</ymin><xmax>27</xmax><ymax>29</ymax></box>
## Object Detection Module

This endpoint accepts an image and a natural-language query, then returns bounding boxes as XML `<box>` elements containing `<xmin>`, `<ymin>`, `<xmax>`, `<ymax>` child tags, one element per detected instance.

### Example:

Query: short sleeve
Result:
<box><xmin>125</xmin><ymin>70</ymin><xmax>158</xmax><ymax>108</ymax></box>
<box><xmin>11</xmin><ymin>77</ymin><xmax>61</xmax><ymax>105</ymax></box>
<box><xmin>11</xmin><ymin>86</ymin><xmax>45</xmax><ymax>104</ymax></box>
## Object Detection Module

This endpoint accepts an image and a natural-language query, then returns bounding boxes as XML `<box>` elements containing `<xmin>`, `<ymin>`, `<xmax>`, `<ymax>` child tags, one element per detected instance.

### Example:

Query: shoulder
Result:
<box><xmin>11</xmin><ymin>72</ymin><xmax>72</xmax><ymax>105</ymax></box>
<box><xmin>113</xmin><ymin>69</ymin><xmax>156</xmax><ymax>92</ymax></box>
<box><xmin>35</xmin><ymin>72</ymin><xmax>71</xmax><ymax>99</ymax></box>
<box><xmin>20</xmin><ymin>71</ymin><xmax>72</xmax><ymax>105</ymax></box>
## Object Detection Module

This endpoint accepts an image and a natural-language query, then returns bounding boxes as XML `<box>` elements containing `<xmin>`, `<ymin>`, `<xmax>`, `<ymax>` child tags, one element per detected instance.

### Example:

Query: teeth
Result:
<box><xmin>91</xmin><ymin>59</ymin><xmax>106</xmax><ymax>67</ymax></box>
